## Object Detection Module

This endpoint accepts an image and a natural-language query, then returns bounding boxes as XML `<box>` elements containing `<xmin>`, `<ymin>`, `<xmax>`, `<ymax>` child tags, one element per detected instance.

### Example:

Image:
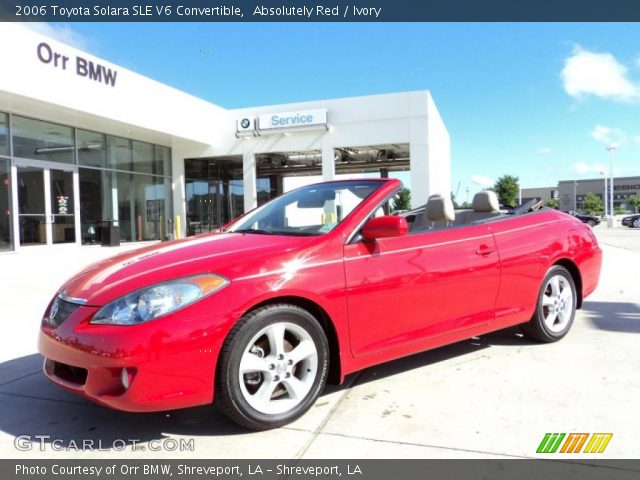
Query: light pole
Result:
<box><xmin>600</xmin><ymin>170</ymin><xmax>607</xmax><ymax>218</ymax></box>
<box><xmin>607</xmin><ymin>143</ymin><xmax>617</xmax><ymax>228</ymax></box>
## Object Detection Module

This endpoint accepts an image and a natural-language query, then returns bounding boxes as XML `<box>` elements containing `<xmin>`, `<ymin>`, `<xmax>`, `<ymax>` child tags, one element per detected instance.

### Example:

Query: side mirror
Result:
<box><xmin>361</xmin><ymin>215</ymin><xmax>409</xmax><ymax>240</ymax></box>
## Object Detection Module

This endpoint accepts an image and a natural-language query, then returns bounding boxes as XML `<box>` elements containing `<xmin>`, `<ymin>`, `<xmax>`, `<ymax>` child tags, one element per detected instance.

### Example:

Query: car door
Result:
<box><xmin>344</xmin><ymin>223</ymin><xmax>501</xmax><ymax>357</ymax></box>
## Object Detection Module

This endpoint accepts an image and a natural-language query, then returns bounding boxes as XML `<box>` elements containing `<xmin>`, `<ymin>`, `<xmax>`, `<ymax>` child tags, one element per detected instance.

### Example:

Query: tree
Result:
<box><xmin>627</xmin><ymin>194</ymin><xmax>640</xmax><ymax>213</ymax></box>
<box><xmin>392</xmin><ymin>188</ymin><xmax>411</xmax><ymax>211</ymax></box>
<box><xmin>582</xmin><ymin>192</ymin><xmax>604</xmax><ymax>216</ymax></box>
<box><xmin>491</xmin><ymin>175</ymin><xmax>520</xmax><ymax>208</ymax></box>
<box><xmin>545</xmin><ymin>198</ymin><xmax>559</xmax><ymax>209</ymax></box>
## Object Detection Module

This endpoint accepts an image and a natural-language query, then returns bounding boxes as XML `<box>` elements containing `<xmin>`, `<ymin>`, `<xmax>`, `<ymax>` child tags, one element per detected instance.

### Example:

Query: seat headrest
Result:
<box><xmin>473</xmin><ymin>191</ymin><xmax>499</xmax><ymax>213</ymax></box>
<box><xmin>425</xmin><ymin>194</ymin><xmax>455</xmax><ymax>222</ymax></box>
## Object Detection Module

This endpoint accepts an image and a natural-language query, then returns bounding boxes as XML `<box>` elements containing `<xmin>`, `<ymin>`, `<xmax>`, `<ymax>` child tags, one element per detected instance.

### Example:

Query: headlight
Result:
<box><xmin>91</xmin><ymin>274</ymin><xmax>229</xmax><ymax>325</ymax></box>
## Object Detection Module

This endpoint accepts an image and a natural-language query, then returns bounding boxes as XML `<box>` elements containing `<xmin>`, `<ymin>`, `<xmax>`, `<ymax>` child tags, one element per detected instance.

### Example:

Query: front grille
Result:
<box><xmin>44</xmin><ymin>298</ymin><xmax>80</xmax><ymax>329</ymax></box>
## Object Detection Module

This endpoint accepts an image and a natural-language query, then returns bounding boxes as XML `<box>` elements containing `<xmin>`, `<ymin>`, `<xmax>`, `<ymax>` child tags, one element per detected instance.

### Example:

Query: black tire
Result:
<box><xmin>215</xmin><ymin>304</ymin><xmax>329</xmax><ymax>430</ymax></box>
<box><xmin>634</xmin><ymin>218</ymin><xmax>640</xmax><ymax>228</ymax></box>
<box><xmin>521</xmin><ymin>265</ymin><xmax>577</xmax><ymax>343</ymax></box>
<box><xmin>587</xmin><ymin>219</ymin><xmax>595</xmax><ymax>227</ymax></box>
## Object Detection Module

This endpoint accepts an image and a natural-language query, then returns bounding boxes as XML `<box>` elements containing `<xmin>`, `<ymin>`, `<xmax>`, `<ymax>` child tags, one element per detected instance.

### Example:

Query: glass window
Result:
<box><xmin>0</xmin><ymin>112</ymin><xmax>8</xmax><ymax>157</ymax></box>
<box><xmin>77</xmin><ymin>129</ymin><xmax>107</xmax><ymax>168</ymax></box>
<box><xmin>116</xmin><ymin>172</ymin><xmax>133</xmax><ymax>242</ymax></box>
<box><xmin>154</xmin><ymin>145</ymin><xmax>171</xmax><ymax>176</ymax></box>
<box><xmin>158</xmin><ymin>176</ymin><xmax>173</xmax><ymax>239</ymax></box>
<box><xmin>185</xmin><ymin>179</ymin><xmax>211</xmax><ymax>235</ymax></box>
<box><xmin>0</xmin><ymin>159</ymin><xmax>12</xmax><ymax>251</ymax></box>
<box><xmin>227</xmin><ymin>180</ymin><xmax>382</xmax><ymax>236</ymax></box>
<box><xmin>12</xmin><ymin>116</ymin><xmax>74</xmax><ymax>163</ymax></box>
<box><xmin>79</xmin><ymin>168</ymin><xmax>116</xmax><ymax>244</ymax></box>
<box><xmin>132</xmin><ymin>141</ymin><xmax>153</xmax><ymax>174</ymax></box>
<box><xmin>107</xmin><ymin>135</ymin><xmax>131</xmax><ymax>171</ymax></box>
<box><xmin>132</xmin><ymin>174</ymin><xmax>173</xmax><ymax>241</ymax></box>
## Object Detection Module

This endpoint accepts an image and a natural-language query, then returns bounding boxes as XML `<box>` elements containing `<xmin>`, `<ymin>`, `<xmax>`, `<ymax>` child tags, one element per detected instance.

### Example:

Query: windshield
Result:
<box><xmin>226</xmin><ymin>180</ymin><xmax>383</xmax><ymax>236</ymax></box>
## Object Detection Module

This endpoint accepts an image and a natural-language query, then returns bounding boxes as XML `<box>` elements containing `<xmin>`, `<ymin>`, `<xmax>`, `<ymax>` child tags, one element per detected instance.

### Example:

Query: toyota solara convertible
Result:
<box><xmin>39</xmin><ymin>179</ymin><xmax>602</xmax><ymax>429</ymax></box>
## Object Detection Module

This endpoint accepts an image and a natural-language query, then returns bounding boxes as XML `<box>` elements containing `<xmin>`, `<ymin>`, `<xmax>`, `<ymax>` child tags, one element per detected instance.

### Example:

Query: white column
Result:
<box><xmin>170</xmin><ymin>148</ymin><xmax>186</xmax><ymax>239</ymax></box>
<box><xmin>321</xmin><ymin>142</ymin><xmax>335</xmax><ymax>181</ymax></box>
<box><xmin>243</xmin><ymin>150</ymin><xmax>257</xmax><ymax>212</ymax></box>
<box><xmin>72</xmin><ymin>169</ymin><xmax>81</xmax><ymax>245</ymax></box>
<box><xmin>10</xmin><ymin>162</ymin><xmax>19</xmax><ymax>252</ymax></box>
<box><xmin>409</xmin><ymin>116</ymin><xmax>430</xmax><ymax>208</ymax></box>
<box><xmin>409</xmin><ymin>141</ymin><xmax>429</xmax><ymax>208</ymax></box>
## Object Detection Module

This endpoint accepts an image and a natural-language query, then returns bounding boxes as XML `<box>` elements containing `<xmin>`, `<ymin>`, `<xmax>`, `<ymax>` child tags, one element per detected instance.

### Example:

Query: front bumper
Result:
<box><xmin>38</xmin><ymin>302</ymin><xmax>225</xmax><ymax>412</ymax></box>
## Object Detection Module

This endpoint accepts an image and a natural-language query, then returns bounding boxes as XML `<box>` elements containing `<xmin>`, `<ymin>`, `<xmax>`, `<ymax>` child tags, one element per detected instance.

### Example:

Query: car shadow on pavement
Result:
<box><xmin>581</xmin><ymin>301</ymin><xmax>640</xmax><ymax>334</ymax></box>
<box><xmin>0</xmin><ymin>354</ymin><xmax>251</xmax><ymax>452</ymax></box>
<box><xmin>346</xmin><ymin>325</ymin><xmax>537</xmax><ymax>387</ymax></box>
<box><xmin>0</xmin><ymin>326</ymin><xmax>538</xmax><ymax>446</ymax></box>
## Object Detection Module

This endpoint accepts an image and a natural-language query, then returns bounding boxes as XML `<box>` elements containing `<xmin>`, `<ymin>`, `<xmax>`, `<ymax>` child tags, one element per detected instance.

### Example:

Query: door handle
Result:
<box><xmin>475</xmin><ymin>245</ymin><xmax>494</xmax><ymax>256</ymax></box>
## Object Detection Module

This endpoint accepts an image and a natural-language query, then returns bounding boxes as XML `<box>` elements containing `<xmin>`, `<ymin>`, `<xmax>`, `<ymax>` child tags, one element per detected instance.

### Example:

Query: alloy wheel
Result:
<box><xmin>541</xmin><ymin>275</ymin><xmax>574</xmax><ymax>333</ymax></box>
<box><xmin>238</xmin><ymin>322</ymin><xmax>318</xmax><ymax>415</ymax></box>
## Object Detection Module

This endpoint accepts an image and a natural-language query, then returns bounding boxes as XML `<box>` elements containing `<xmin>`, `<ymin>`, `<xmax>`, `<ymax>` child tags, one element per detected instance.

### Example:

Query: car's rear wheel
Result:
<box><xmin>634</xmin><ymin>218</ymin><xmax>640</xmax><ymax>228</ymax></box>
<box><xmin>216</xmin><ymin>304</ymin><xmax>329</xmax><ymax>430</ymax></box>
<box><xmin>587</xmin><ymin>219</ymin><xmax>595</xmax><ymax>227</ymax></box>
<box><xmin>521</xmin><ymin>265</ymin><xmax>577</xmax><ymax>343</ymax></box>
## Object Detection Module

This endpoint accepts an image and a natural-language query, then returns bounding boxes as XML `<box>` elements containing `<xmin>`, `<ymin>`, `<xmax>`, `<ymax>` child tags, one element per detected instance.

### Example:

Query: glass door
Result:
<box><xmin>16</xmin><ymin>161</ymin><xmax>77</xmax><ymax>246</ymax></box>
<box><xmin>49</xmin><ymin>169</ymin><xmax>76</xmax><ymax>243</ymax></box>
<box><xmin>17</xmin><ymin>166</ymin><xmax>47</xmax><ymax>245</ymax></box>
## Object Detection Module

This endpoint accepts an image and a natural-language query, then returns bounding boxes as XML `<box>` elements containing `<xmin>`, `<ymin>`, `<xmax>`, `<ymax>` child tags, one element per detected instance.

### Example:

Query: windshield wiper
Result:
<box><xmin>233</xmin><ymin>229</ymin><xmax>275</xmax><ymax>235</ymax></box>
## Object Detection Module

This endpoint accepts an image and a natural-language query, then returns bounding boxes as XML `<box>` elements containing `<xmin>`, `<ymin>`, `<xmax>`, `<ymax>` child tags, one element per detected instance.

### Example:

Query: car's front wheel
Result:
<box><xmin>521</xmin><ymin>265</ymin><xmax>577</xmax><ymax>343</ymax></box>
<box><xmin>216</xmin><ymin>304</ymin><xmax>329</xmax><ymax>430</ymax></box>
<box><xmin>634</xmin><ymin>218</ymin><xmax>640</xmax><ymax>228</ymax></box>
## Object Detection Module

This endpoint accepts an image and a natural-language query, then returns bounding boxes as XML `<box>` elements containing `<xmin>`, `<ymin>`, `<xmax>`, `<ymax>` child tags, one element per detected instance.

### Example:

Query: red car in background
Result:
<box><xmin>39</xmin><ymin>179</ymin><xmax>602</xmax><ymax>429</ymax></box>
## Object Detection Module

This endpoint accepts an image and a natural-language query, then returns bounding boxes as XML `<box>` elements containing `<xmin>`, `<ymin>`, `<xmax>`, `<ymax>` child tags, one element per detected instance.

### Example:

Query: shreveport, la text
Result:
<box><xmin>15</xmin><ymin>464</ymin><xmax>363</xmax><ymax>477</ymax></box>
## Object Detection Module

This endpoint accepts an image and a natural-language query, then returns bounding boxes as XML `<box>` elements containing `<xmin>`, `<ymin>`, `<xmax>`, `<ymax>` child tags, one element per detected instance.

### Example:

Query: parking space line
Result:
<box><xmin>0</xmin><ymin>390</ymin><xmax>94</xmax><ymax>407</ymax></box>
<box><xmin>291</xmin><ymin>372</ymin><xmax>362</xmax><ymax>459</ymax></box>
<box><xmin>0</xmin><ymin>370</ymin><xmax>41</xmax><ymax>388</ymax></box>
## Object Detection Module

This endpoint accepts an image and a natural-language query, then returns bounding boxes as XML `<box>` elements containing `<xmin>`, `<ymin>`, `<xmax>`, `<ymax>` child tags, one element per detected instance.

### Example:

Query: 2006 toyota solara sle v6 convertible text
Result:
<box><xmin>39</xmin><ymin>179</ymin><xmax>602</xmax><ymax>429</ymax></box>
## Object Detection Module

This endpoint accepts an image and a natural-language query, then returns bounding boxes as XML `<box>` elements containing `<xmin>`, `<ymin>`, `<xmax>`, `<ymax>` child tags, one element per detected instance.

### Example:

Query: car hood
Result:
<box><xmin>59</xmin><ymin>233</ymin><xmax>316</xmax><ymax>306</ymax></box>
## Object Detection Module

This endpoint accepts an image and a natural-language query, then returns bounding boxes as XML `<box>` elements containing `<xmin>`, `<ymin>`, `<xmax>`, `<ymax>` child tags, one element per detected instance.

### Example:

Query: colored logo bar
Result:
<box><xmin>537</xmin><ymin>433</ymin><xmax>613</xmax><ymax>453</ymax></box>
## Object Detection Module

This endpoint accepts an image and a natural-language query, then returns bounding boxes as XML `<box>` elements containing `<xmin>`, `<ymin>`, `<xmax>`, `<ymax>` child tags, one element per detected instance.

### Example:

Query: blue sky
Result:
<box><xmin>34</xmin><ymin>22</ymin><xmax>640</xmax><ymax>196</ymax></box>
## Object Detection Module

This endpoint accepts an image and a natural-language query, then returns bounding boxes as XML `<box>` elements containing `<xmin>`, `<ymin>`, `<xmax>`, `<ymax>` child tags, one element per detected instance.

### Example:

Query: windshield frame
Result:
<box><xmin>224</xmin><ymin>179</ymin><xmax>387</xmax><ymax>237</ymax></box>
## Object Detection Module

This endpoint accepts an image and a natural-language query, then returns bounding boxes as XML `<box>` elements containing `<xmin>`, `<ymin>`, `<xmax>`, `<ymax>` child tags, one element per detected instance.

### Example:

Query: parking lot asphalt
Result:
<box><xmin>0</xmin><ymin>226</ymin><xmax>638</xmax><ymax>459</ymax></box>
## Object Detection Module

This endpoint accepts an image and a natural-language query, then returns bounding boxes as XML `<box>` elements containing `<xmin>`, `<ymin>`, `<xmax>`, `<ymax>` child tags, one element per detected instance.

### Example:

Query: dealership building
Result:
<box><xmin>0</xmin><ymin>24</ymin><xmax>450</xmax><ymax>253</ymax></box>
<box><xmin>522</xmin><ymin>177</ymin><xmax>640</xmax><ymax>212</ymax></box>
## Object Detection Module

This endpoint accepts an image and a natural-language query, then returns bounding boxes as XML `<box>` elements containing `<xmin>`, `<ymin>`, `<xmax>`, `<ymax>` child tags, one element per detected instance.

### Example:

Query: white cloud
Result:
<box><xmin>22</xmin><ymin>23</ymin><xmax>89</xmax><ymax>50</ymax></box>
<box><xmin>471</xmin><ymin>175</ymin><xmax>495</xmax><ymax>187</ymax></box>
<box><xmin>561</xmin><ymin>46</ymin><xmax>640</xmax><ymax>102</ymax></box>
<box><xmin>574</xmin><ymin>162</ymin><xmax>607</xmax><ymax>175</ymax></box>
<box><xmin>536</xmin><ymin>147</ymin><xmax>553</xmax><ymax>156</ymax></box>
<box><xmin>634</xmin><ymin>135</ymin><xmax>640</xmax><ymax>145</ymax></box>
<box><xmin>590</xmin><ymin>125</ymin><xmax>627</xmax><ymax>145</ymax></box>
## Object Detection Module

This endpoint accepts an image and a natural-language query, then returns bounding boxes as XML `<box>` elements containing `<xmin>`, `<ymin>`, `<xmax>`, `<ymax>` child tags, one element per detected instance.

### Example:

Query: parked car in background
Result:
<box><xmin>39</xmin><ymin>179</ymin><xmax>602</xmax><ymax>430</ymax></box>
<box><xmin>562</xmin><ymin>210</ymin><xmax>601</xmax><ymax>227</ymax></box>
<box><xmin>622</xmin><ymin>214</ymin><xmax>640</xmax><ymax>228</ymax></box>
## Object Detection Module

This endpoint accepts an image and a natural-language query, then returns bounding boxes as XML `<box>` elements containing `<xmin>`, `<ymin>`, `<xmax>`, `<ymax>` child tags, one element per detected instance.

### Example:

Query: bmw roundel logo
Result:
<box><xmin>240</xmin><ymin>118</ymin><xmax>251</xmax><ymax>129</ymax></box>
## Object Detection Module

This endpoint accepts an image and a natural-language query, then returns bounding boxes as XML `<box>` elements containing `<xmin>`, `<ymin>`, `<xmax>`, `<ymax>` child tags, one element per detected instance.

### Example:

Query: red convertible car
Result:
<box><xmin>39</xmin><ymin>179</ymin><xmax>602</xmax><ymax>429</ymax></box>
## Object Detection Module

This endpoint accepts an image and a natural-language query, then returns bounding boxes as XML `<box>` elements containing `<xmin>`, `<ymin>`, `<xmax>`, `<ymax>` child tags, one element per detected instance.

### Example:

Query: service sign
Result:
<box><xmin>258</xmin><ymin>109</ymin><xmax>327</xmax><ymax>132</ymax></box>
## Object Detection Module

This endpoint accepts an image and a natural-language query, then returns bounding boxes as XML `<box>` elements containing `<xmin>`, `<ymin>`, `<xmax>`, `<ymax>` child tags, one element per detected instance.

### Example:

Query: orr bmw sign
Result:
<box><xmin>236</xmin><ymin>108</ymin><xmax>328</xmax><ymax>137</ymax></box>
<box><xmin>36</xmin><ymin>41</ymin><xmax>118</xmax><ymax>87</ymax></box>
